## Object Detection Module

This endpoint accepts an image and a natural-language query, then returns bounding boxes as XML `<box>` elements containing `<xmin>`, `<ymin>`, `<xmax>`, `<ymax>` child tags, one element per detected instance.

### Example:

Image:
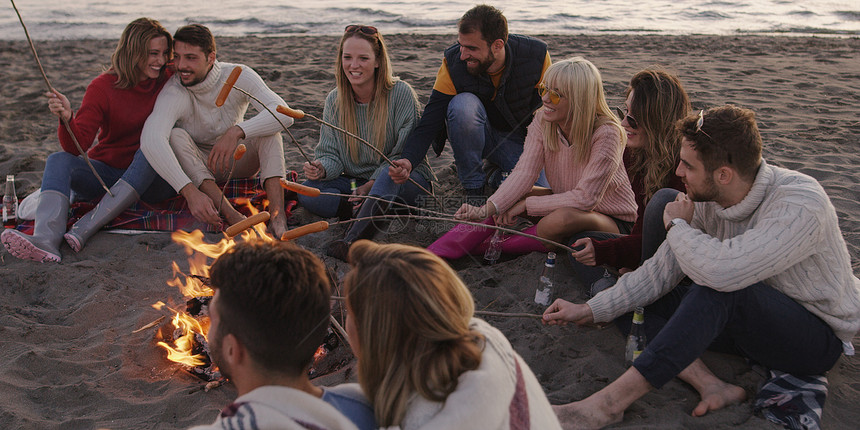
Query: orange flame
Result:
<box><xmin>156</xmin><ymin>201</ymin><xmax>272</xmax><ymax>368</ymax></box>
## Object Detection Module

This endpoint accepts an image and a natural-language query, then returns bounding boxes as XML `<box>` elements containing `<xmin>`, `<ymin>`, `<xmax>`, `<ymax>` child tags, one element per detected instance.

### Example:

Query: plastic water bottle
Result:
<box><xmin>483</xmin><ymin>230</ymin><xmax>503</xmax><ymax>265</ymax></box>
<box><xmin>624</xmin><ymin>307</ymin><xmax>647</xmax><ymax>367</ymax></box>
<box><xmin>3</xmin><ymin>175</ymin><xmax>18</xmax><ymax>228</ymax></box>
<box><xmin>534</xmin><ymin>252</ymin><xmax>556</xmax><ymax>306</ymax></box>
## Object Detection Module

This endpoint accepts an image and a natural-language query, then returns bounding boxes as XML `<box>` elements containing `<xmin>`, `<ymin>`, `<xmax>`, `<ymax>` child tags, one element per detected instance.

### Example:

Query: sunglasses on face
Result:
<box><xmin>614</xmin><ymin>106</ymin><xmax>638</xmax><ymax>129</ymax></box>
<box><xmin>538</xmin><ymin>83</ymin><xmax>562</xmax><ymax>104</ymax></box>
<box><xmin>344</xmin><ymin>25</ymin><xmax>378</xmax><ymax>35</ymax></box>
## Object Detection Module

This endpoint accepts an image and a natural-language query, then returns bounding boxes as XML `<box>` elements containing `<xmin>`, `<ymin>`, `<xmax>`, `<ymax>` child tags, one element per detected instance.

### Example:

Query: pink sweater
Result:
<box><xmin>489</xmin><ymin>111</ymin><xmax>637</xmax><ymax>221</ymax></box>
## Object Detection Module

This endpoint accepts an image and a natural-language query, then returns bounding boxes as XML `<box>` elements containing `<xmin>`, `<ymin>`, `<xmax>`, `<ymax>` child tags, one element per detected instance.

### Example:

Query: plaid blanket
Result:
<box><xmin>754</xmin><ymin>370</ymin><xmax>828</xmax><ymax>430</ymax></box>
<box><xmin>15</xmin><ymin>172</ymin><xmax>298</xmax><ymax>235</ymax></box>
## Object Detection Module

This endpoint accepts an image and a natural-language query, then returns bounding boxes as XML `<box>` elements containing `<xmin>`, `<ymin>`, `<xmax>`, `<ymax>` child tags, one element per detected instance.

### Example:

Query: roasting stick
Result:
<box><xmin>329</xmin><ymin>296</ymin><xmax>542</xmax><ymax>320</ymax></box>
<box><xmin>280</xmin><ymin>214</ymin><xmax>576</xmax><ymax>253</ymax></box>
<box><xmin>215</xmin><ymin>66</ymin><xmax>312</xmax><ymax>163</ymax></box>
<box><xmin>277</xmin><ymin>105</ymin><xmax>443</xmax><ymax>208</ymax></box>
<box><xmin>280</xmin><ymin>179</ymin><xmax>451</xmax><ymax>219</ymax></box>
<box><xmin>11</xmin><ymin>0</ymin><xmax>113</xmax><ymax>196</ymax></box>
<box><xmin>216</xmin><ymin>144</ymin><xmax>247</xmax><ymax>215</ymax></box>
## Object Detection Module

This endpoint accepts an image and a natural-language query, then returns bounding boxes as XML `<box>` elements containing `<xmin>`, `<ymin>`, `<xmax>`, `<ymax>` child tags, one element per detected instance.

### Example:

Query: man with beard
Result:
<box><xmin>389</xmin><ymin>4</ymin><xmax>551</xmax><ymax>196</ymax></box>
<box><xmin>141</xmin><ymin>24</ymin><xmax>293</xmax><ymax>238</ymax></box>
<box><xmin>543</xmin><ymin>105</ymin><xmax>860</xmax><ymax>428</ymax></box>
<box><xmin>191</xmin><ymin>240</ymin><xmax>373</xmax><ymax>430</ymax></box>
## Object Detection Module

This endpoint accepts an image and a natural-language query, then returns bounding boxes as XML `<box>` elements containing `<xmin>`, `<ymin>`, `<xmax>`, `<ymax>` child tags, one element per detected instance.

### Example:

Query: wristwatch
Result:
<box><xmin>666</xmin><ymin>218</ymin><xmax>684</xmax><ymax>231</ymax></box>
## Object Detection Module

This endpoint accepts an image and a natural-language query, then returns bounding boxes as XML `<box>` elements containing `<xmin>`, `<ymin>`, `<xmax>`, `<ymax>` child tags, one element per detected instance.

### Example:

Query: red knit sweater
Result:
<box><xmin>591</xmin><ymin>149</ymin><xmax>685</xmax><ymax>269</ymax></box>
<box><xmin>58</xmin><ymin>70</ymin><xmax>171</xmax><ymax>169</ymax></box>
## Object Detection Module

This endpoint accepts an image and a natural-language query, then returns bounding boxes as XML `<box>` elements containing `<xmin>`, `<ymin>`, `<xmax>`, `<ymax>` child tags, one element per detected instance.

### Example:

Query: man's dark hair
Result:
<box><xmin>458</xmin><ymin>4</ymin><xmax>508</xmax><ymax>45</ymax></box>
<box><xmin>209</xmin><ymin>240</ymin><xmax>331</xmax><ymax>375</ymax></box>
<box><xmin>677</xmin><ymin>105</ymin><xmax>762</xmax><ymax>181</ymax></box>
<box><xmin>173</xmin><ymin>24</ymin><xmax>216</xmax><ymax>56</ymax></box>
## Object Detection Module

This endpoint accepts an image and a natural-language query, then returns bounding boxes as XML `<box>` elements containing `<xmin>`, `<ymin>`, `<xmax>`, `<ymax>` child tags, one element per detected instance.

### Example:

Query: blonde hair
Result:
<box><xmin>541</xmin><ymin>57</ymin><xmax>623</xmax><ymax>162</ymax></box>
<box><xmin>625</xmin><ymin>68</ymin><xmax>691</xmax><ymax>202</ymax></box>
<box><xmin>335</xmin><ymin>31</ymin><xmax>395</xmax><ymax>163</ymax></box>
<box><xmin>108</xmin><ymin>18</ymin><xmax>172</xmax><ymax>89</ymax></box>
<box><xmin>344</xmin><ymin>240</ymin><xmax>483</xmax><ymax>427</ymax></box>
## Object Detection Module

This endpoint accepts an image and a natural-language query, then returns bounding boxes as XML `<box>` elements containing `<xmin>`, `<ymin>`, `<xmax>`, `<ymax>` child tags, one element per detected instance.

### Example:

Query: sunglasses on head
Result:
<box><xmin>614</xmin><ymin>106</ymin><xmax>638</xmax><ymax>129</ymax></box>
<box><xmin>696</xmin><ymin>110</ymin><xmax>712</xmax><ymax>139</ymax></box>
<box><xmin>538</xmin><ymin>83</ymin><xmax>562</xmax><ymax>104</ymax></box>
<box><xmin>344</xmin><ymin>25</ymin><xmax>378</xmax><ymax>35</ymax></box>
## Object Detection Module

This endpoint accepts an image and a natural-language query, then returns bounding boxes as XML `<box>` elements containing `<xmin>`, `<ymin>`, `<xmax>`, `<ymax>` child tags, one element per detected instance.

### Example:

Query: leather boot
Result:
<box><xmin>326</xmin><ymin>199</ymin><xmax>385</xmax><ymax>262</ymax></box>
<box><xmin>1</xmin><ymin>190</ymin><xmax>69</xmax><ymax>262</ymax></box>
<box><xmin>64</xmin><ymin>179</ymin><xmax>139</xmax><ymax>252</ymax></box>
<box><xmin>427</xmin><ymin>216</ymin><xmax>495</xmax><ymax>259</ymax></box>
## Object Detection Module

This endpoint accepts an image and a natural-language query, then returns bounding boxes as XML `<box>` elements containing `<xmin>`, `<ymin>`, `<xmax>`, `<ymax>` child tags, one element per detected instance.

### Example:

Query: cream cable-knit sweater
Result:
<box><xmin>141</xmin><ymin>61</ymin><xmax>293</xmax><ymax>191</ymax></box>
<box><xmin>391</xmin><ymin>319</ymin><xmax>561</xmax><ymax>430</ymax></box>
<box><xmin>488</xmin><ymin>110</ymin><xmax>637</xmax><ymax>221</ymax></box>
<box><xmin>588</xmin><ymin>160</ymin><xmax>860</xmax><ymax>346</ymax></box>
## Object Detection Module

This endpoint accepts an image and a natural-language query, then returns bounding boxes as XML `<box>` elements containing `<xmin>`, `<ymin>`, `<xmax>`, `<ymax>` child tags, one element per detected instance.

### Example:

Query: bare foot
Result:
<box><xmin>691</xmin><ymin>381</ymin><xmax>747</xmax><ymax>417</ymax></box>
<box><xmin>553</xmin><ymin>401</ymin><xmax>622</xmax><ymax>430</ymax></box>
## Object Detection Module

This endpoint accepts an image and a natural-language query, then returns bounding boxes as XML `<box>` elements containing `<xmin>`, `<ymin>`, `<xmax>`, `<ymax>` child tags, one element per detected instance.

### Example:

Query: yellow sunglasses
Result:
<box><xmin>538</xmin><ymin>82</ymin><xmax>562</xmax><ymax>104</ymax></box>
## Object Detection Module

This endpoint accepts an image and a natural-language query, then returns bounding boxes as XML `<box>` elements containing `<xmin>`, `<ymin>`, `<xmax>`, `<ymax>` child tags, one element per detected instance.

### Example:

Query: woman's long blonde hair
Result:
<box><xmin>108</xmin><ymin>18</ymin><xmax>172</xmax><ymax>89</ymax></box>
<box><xmin>335</xmin><ymin>29</ymin><xmax>395</xmax><ymax>163</ymax></box>
<box><xmin>344</xmin><ymin>240</ymin><xmax>483</xmax><ymax>427</ymax></box>
<box><xmin>541</xmin><ymin>57</ymin><xmax>623</xmax><ymax>162</ymax></box>
<box><xmin>625</xmin><ymin>68</ymin><xmax>691</xmax><ymax>202</ymax></box>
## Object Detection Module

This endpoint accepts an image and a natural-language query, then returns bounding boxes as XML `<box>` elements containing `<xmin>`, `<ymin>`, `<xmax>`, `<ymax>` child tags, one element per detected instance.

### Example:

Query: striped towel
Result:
<box><xmin>753</xmin><ymin>370</ymin><xmax>827</xmax><ymax>430</ymax></box>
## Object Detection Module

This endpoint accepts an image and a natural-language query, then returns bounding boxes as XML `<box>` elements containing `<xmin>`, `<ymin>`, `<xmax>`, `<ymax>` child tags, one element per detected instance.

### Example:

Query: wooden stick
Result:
<box><xmin>132</xmin><ymin>316</ymin><xmax>166</xmax><ymax>334</ymax></box>
<box><xmin>328</xmin><ymin>214</ymin><xmax>576</xmax><ymax>253</ymax></box>
<box><xmin>328</xmin><ymin>315</ymin><xmax>352</xmax><ymax>352</ymax></box>
<box><xmin>474</xmin><ymin>310</ymin><xmax>543</xmax><ymax>319</ymax></box>
<box><xmin>330</xmin><ymin>296</ymin><xmax>542</xmax><ymax>319</ymax></box>
<box><xmin>277</xmin><ymin>105</ymin><xmax>443</xmax><ymax>207</ymax></box>
<box><xmin>11</xmin><ymin>0</ymin><xmax>114</xmax><ymax>197</ymax></box>
<box><xmin>217</xmin><ymin>144</ymin><xmax>246</xmax><ymax>215</ymax></box>
<box><xmin>281</xmin><ymin>179</ymin><xmax>452</xmax><ymax>219</ymax></box>
<box><xmin>228</xmin><ymin>86</ymin><xmax>312</xmax><ymax>163</ymax></box>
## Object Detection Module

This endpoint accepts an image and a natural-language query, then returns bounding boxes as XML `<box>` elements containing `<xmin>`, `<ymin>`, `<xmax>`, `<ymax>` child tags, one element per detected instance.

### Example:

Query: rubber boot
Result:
<box><xmin>326</xmin><ymin>199</ymin><xmax>384</xmax><ymax>262</ymax></box>
<box><xmin>1</xmin><ymin>190</ymin><xmax>69</xmax><ymax>262</ymax></box>
<box><xmin>64</xmin><ymin>179</ymin><xmax>139</xmax><ymax>252</ymax></box>
<box><xmin>427</xmin><ymin>216</ymin><xmax>495</xmax><ymax>259</ymax></box>
<box><xmin>473</xmin><ymin>224</ymin><xmax>548</xmax><ymax>255</ymax></box>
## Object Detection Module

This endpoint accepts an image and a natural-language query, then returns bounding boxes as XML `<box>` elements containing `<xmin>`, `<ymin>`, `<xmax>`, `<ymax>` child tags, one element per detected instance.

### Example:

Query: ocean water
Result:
<box><xmin>2</xmin><ymin>0</ymin><xmax>858</xmax><ymax>40</ymax></box>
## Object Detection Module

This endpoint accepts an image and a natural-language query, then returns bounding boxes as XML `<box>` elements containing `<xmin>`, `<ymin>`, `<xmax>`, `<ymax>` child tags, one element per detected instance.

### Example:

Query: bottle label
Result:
<box><xmin>633</xmin><ymin>313</ymin><xmax>645</xmax><ymax>324</ymax></box>
<box><xmin>632</xmin><ymin>350</ymin><xmax>642</xmax><ymax>361</ymax></box>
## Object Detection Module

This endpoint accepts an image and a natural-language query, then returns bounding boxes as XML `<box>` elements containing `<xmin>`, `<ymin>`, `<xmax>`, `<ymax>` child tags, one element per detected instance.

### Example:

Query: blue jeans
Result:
<box><xmin>569</xmin><ymin>187</ymin><xmax>680</xmax><ymax>286</ymax></box>
<box><xmin>298</xmin><ymin>176</ymin><xmax>368</xmax><ymax>218</ymax></box>
<box><xmin>447</xmin><ymin>93</ymin><xmax>538</xmax><ymax>190</ymax></box>
<box><xmin>346</xmin><ymin>171</ymin><xmax>431</xmax><ymax>240</ymax></box>
<box><xmin>41</xmin><ymin>149</ymin><xmax>175</xmax><ymax>203</ymax></box>
<box><xmin>631</xmin><ymin>282</ymin><xmax>843</xmax><ymax>389</ymax></box>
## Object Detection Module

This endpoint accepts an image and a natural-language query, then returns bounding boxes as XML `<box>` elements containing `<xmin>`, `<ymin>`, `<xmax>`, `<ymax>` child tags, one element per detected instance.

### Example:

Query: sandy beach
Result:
<box><xmin>0</xmin><ymin>33</ymin><xmax>858</xmax><ymax>429</ymax></box>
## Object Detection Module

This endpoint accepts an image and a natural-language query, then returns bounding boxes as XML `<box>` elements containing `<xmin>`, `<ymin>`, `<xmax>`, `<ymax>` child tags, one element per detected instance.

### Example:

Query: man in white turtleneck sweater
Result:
<box><xmin>141</xmin><ymin>24</ymin><xmax>293</xmax><ymax>238</ymax></box>
<box><xmin>544</xmin><ymin>105</ymin><xmax>860</xmax><ymax>429</ymax></box>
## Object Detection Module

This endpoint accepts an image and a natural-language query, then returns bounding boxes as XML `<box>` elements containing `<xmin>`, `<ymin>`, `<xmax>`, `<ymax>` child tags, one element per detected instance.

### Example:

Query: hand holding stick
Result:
<box><xmin>277</xmin><ymin>105</ymin><xmax>443</xmax><ymax>208</ymax></box>
<box><xmin>11</xmin><ymin>0</ymin><xmax>113</xmax><ymax>197</ymax></box>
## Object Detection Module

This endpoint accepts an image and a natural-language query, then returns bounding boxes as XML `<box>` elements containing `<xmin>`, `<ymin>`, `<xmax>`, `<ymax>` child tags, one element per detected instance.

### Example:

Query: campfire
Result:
<box><xmin>150</xmin><ymin>203</ymin><xmax>352</xmax><ymax>385</ymax></box>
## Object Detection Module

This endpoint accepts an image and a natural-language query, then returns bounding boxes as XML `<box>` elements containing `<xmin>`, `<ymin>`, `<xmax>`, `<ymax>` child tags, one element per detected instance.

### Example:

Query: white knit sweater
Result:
<box><xmin>390</xmin><ymin>318</ymin><xmax>561</xmax><ymax>430</ymax></box>
<box><xmin>588</xmin><ymin>160</ymin><xmax>860</xmax><ymax>346</ymax></box>
<box><xmin>141</xmin><ymin>61</ymin><xmax>293</xmax><ymax>191</ymax></box>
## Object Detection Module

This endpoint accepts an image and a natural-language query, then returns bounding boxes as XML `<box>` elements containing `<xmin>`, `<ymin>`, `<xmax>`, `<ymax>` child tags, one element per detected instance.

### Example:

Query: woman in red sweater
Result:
<box><xmin>571</xmin><ymin>69</ymin><xmax>691</xmax><ymax>293</ymax></box>
<box><xmin>2</xmin><ymin>18</ymin><xmax>174</xmax><ymax>262</ymax></box>
<box><xmin>431</xmin><ymin>57</ymin><xmax>637</xmax><ymax>259</ymax></box>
